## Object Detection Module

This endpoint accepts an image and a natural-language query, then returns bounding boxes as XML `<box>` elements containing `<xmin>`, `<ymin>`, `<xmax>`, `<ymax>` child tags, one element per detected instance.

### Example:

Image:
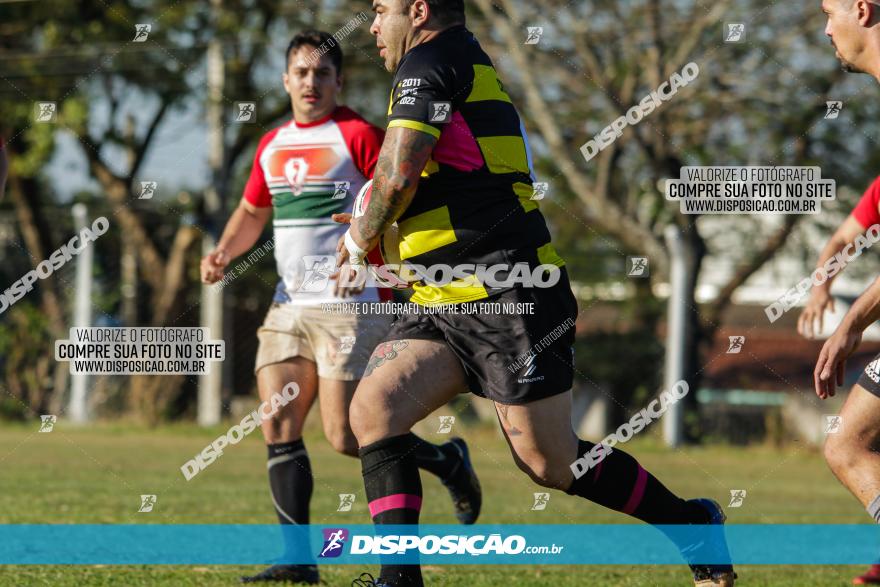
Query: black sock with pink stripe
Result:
<box><xmin>360</xmin><ymin>433</ymin><xmax>424</xmax><ymax>587</ymax></box>
<box><xmin>565</xmin><ymin>439</ymin><xmax>710</xmax><ymax>525</ymax></box>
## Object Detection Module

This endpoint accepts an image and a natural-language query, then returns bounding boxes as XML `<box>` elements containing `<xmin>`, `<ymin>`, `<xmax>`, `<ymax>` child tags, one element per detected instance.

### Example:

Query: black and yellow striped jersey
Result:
<box><xmin>387</xmin><ymin>25</ymin><xmax>564</xmax><ymax>306</ymax></box>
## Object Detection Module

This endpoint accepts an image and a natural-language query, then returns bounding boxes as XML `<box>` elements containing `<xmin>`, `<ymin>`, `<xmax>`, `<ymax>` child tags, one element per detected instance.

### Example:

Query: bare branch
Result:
<box><xmin>473</xmin><ymin>0</ymin><xmax>669</xmax><ymax>274</ymax></box>
<box><xmin>704</xmin><ymin>215</ymin><xmax>799</xmax><ymax>328</ymax></box>
<box><xmin>79</xmin><ymin>133</ymin><xmax>167</xmax><ymax>291</ymax></box>
<box><xmin>664</xmin><ymin>0</ymin><xmax>732</xmax><ymax>79</ymax></box>
<box><xmin>151</xmin><ymin>225</ymin><xmax>201</xmax><ymax>326</ymax></box>
<box><xmin>129</xmin><ymin>98</ymin><xmax>171</xmax><ymax>181</ymax></box>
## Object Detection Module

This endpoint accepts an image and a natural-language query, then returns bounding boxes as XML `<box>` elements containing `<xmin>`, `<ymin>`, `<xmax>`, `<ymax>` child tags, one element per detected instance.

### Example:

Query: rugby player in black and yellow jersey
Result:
<box><xmin>336</xmin><ymin>2</ymin><xmax>736</xmax><ymax>586</ymax></box>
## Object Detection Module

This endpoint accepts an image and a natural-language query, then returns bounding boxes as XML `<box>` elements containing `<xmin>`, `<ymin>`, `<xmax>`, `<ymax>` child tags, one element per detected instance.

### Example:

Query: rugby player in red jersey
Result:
<box><xmin>816</xmin><ymin>1</ymin><xmax>880</xmax><ymax>584</ymax></box>
<box><xmin>798</xmin><ymin>174</ymin><xmax>880</xmax><ymax>584</ymax></box>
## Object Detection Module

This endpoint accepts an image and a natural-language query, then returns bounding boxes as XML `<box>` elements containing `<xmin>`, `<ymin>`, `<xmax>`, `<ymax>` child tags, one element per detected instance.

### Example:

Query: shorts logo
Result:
<box><xmin>866</xmin><ymin>359</ymin><xmax>880</xmax><ymax>384</ymax></box>
<box><xmin>517</xmin><ymin>355</ymin><xmax>544</xmax><ymax>384</ymax></box>
<box><xmin>319</xmin><ymin>528</ymin><xmax>348</xmax><ymax>558</ymax></box>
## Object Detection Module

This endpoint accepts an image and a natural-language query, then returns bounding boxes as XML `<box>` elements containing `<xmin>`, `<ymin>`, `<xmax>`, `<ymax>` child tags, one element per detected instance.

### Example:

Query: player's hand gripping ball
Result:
<box><xmin>351</xmin><ymin>179</ymin><xmax>409</xmax><ymax>289</ymax></box>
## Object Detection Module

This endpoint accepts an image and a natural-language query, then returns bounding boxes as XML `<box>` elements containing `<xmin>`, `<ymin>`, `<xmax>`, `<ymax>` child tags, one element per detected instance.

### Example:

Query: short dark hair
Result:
<box><xmin>404</xmin><ymin>0</ymin><xmax>465</xmax><ymax>25</ymax></box>
<box><xmin>285</xmin><ymin>30</ymin><xmax>343</xmax><ymax>74</ymax></box>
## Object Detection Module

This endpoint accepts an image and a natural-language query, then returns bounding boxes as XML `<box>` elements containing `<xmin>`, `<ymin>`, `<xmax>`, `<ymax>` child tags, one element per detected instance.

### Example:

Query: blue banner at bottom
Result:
<box><xmin>2</xmin><ymin>524</ymin><xmax>879</xmax><ymax>565</ymax></box>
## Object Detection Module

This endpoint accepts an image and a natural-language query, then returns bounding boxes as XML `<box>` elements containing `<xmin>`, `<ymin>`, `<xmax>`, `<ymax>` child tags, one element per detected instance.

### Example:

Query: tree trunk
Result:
<box><xmin>6</xmin><ymin>175</ymin><xmax>66</xmax><ymax>338</ymax></box>
<box><xmin>5</xmin><ymin>173</ymin><xmax>69</xmax><ymax>413</ymax></box>
<box><xmin>128</xmin><ymin>225</ymin><xmax>201</xmax><ymax>425</ymax></box>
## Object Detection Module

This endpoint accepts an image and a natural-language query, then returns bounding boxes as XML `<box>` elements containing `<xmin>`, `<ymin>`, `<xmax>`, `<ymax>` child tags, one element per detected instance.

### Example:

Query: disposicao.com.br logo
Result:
<box><xmin>319</xmin><ymin>528</ymin><xmax>349</xmax><ymax>558</ymax></box>
<box><xmin>321</xmin><ymin>532</ymin><xmax>563</xmax><ymax>557</ymax></box>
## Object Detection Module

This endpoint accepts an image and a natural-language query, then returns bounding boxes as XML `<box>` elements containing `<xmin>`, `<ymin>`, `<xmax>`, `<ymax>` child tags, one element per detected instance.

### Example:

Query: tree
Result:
<box><xmin>0</xmin><ymin>0</ymin><xmax>389</xmax><ymax>422</ymax></box>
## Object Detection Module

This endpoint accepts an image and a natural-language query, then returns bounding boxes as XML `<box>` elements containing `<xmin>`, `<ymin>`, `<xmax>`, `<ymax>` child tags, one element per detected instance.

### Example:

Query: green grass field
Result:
<box><xmin>0</xmin><ymin>416</ymin><xmax>872</xmax><ymax>586</ymax></box>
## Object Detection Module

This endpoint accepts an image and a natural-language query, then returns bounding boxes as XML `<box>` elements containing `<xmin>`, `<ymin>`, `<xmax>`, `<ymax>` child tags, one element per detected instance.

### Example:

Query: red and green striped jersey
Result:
<box><xmin>244</xmin><ymin>106</ymin><xmax>387</xmax><ymax>304</ymax></box>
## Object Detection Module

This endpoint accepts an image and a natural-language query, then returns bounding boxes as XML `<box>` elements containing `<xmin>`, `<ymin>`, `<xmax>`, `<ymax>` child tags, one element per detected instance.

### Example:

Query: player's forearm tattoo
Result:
<box><xmin>360</xmin><ymin>129</ymin><xmax>437</xmax><ymax>242</ymax></box>
<box><xmin>497</xmin><ymin>405</ymin><xmax>522</xmax><ymax>437</ymax></box>
<box><xmin>363</xmin><ymin>340</ymin><xmax>409</xmax><ymax>377</ymax></box>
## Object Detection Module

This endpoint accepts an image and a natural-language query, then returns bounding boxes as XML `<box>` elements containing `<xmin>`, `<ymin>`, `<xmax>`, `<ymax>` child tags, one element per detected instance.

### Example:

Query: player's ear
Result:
<box><xmin>857</xmin><ymin>0</ymin><xmax>875</xmax><ymax>25</ymax></box>
<box><xmin>410</xmin><ymin>0</ymin><xmax>429</xmax><ymax>28</ymax></box>
<box><xmin>336</xmin><ymin>72</ymin><xmax>344</xmax><ymax>93</ymax></box>
<box><xmin>282</xmin><ymin>72</ymin><xmax>291</xmax><ymax>94</ymax></box>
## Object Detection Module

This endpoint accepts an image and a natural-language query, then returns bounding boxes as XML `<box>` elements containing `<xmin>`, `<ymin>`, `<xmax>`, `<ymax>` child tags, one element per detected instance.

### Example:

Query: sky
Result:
<box><xmin>47</xmin><ymin>98</ymin><xmax>212</xmax><ymax>203</ymax></box>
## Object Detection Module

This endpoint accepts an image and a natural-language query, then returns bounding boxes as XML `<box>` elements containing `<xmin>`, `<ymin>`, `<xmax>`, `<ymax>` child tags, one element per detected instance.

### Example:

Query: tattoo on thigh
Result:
<box><xmin>497</xmin><ymin>404</ymin><xmax>523</xmax><ymax>437</ymax></box>
<box><xmin>363</xmin><ymin>341</ymin><xmax>409</xmax><ymax>377</ymax></box>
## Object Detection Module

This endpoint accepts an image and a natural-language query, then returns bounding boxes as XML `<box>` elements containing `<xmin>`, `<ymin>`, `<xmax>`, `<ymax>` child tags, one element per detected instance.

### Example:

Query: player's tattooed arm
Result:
<box><xmin>363</xmin><ymin>340</ymin><xmax>409</xmax><ymax>377</ymax></box>
<box><xmin>357</xmin><ymin>126</ymin><xmax>438</xmax><ymax>242</ymax></box>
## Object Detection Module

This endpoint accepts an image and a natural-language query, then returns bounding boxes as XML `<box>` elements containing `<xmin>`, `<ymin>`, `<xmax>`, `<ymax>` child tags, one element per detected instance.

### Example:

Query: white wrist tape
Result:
<box><xmin>344</xmin><ymin>230</ymin><xmax>368</xmax><ymax>265</ymax></box>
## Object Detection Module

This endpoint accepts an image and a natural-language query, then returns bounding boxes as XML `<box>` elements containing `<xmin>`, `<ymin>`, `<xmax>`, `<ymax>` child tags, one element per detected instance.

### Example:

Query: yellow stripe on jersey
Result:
<box><xmin>476</xmin><ymin>136</ymin><xmax>530</xmax><ymax>175</ymax></box>
<box><xmin>514</xmin><ymin>182</ymin><xmax>539</xmax><ymax>212</ymax></box>
<box><xmin>537</xmin><ymin>242</ymin><xmax>566</xmax><ymax>268</ymax></box>
<box><xmin>387</xmin><ymin>88</ymin><xmax>395</xmax><ymax>115</ymax></box>
<box><xmin>466</xmin><ymin>64</ymin><xmax>512</xmax><ymax>104</ymax></box>
<box><xmin>422</xmin><ymin>158</ymin><xmax>440</xmax><ymax>177</ymax></box>
<box><xmin>388</xmin><ymin>119</ymin><xmax>441</xmax><ymax>139</ymax></box>
<box><xmin>410</xmin><ymin>274</ymin><xmax>489</xmax><ymax>307</ymax></box>
<box><xmin>397</xmin><ymin>206</ymin><xmax>458</xmax><ymax>260</ymax></box>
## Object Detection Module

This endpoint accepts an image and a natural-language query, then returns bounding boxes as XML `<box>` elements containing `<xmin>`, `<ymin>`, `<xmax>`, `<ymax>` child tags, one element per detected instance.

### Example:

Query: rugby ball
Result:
<box><xmin>352</xmin><ymin>179</ymin><xmax>409</xmax><ymax>289</ymax></box>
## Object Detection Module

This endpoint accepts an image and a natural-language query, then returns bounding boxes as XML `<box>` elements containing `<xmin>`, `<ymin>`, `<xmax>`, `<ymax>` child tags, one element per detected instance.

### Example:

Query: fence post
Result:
<box><xmin>68</xmin><ymin>203</ymin><xmax>92</xmax><ymax>423</ymax></box>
